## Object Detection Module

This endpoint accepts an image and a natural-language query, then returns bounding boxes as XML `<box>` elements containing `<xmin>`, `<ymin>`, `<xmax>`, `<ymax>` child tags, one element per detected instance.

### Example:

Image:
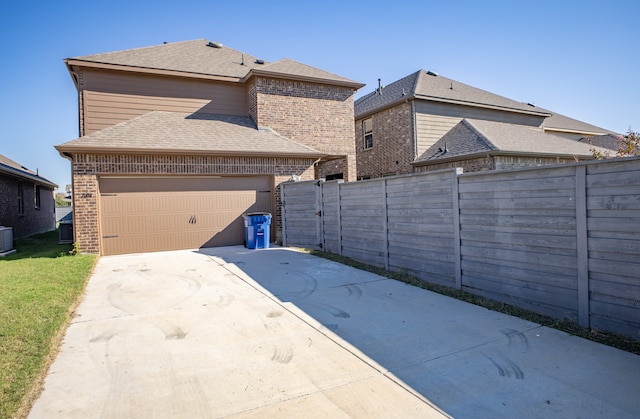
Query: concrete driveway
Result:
<box><xmin>30</xmin><ymin>246</ymin><xmax>640</xmax><ymax>418</ymax></box>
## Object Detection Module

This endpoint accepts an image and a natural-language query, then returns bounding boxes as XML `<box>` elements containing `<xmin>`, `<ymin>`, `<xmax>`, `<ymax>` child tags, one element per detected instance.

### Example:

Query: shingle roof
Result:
<box><xmin>55</xmin><ymin>111</ymin><xmax>324</xmax><ymax>158</ymax></box>
<box><xmin>578</xmin><ymin>134</ymin><xmax>621</xmax><ymax>151</ymax></box>
<box><xmin>0</xmin><ymin>153</ymin><xmax>57</xmax><ymax>188</ymax></box>
<box><xmin>249</xmin><ymin>58</ymin><xmax>365</xmax><ymax>87</ymax></box>
<box><xmin>414</xmin><ymin>119</ymin><xmax>613</xmax><ymax>164</ymax></box>
<box><xmin>355</xmin><ymin>70</ymin><xmax>551</xmax><ymax>118</ymax></box>
<box><xmin>67</xmin><ymin>39</ymin><xmax>264</xmax><ymax>79</ymax></box>
<box><xmin>67</xmin><ymin>39</ymin><xmax>364</xmax><ymax>88</ymax></box>
<box><xmin>539</xmin><ymin>109</ymin><xmax>617</xmax><ymax>135</ymax></box>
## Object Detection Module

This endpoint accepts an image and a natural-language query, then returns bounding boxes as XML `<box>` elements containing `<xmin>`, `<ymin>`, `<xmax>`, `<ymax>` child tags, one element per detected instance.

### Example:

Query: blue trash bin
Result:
<box><xmin>243</xmin><ymin>212</ymin><xmax>272</xmax><ymax>249</ymax></box>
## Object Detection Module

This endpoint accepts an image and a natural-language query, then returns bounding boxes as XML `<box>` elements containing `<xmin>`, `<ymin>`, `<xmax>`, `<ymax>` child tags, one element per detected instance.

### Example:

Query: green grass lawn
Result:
<box><xmin>0</xmin><ymin>231</ymin><xmax>96</xmax><ymax>418</ymax></box>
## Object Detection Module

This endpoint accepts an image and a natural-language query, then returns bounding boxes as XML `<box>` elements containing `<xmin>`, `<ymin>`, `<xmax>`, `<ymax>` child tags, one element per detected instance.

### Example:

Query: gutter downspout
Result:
<box><xmin>411</xmin><ymin>100</ymin><xmax>418</xmax><ymax>163</ymax></box>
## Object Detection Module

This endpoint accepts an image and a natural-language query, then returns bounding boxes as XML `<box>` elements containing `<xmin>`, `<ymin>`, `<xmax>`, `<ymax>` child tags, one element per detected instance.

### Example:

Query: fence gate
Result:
<box><xmin>281</xmin><ymin>180</ymin><xmax>323</xmax><ymax>249</ymax></box>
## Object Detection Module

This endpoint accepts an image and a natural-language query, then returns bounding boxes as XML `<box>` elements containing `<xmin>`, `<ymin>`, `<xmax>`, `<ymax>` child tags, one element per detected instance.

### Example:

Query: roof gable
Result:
<box><xmin>355</xmin><ymin>70</ymin><xmax>550</xmax><ymax>118</ymax></box>
<box><xmin>55</xmin><ymin>111</ymin><xmax>324</xmax><ymax>158</ymax></box>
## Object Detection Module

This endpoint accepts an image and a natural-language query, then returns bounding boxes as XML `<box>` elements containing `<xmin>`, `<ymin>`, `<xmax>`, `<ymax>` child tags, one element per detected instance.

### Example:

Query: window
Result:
<box><xmin>34</xmin><ymin>185</ymin><xmax>41</xmax><ymax>209</ymax></box>
<box><xmin>18</xmin><ymin>182</ymin><xmax>24</xmax><ymax>215</ymax></box>
<box><xmin>363</xmin><ymin>118</ymin><xmax>373</xmax><ymax>149</ymax></box>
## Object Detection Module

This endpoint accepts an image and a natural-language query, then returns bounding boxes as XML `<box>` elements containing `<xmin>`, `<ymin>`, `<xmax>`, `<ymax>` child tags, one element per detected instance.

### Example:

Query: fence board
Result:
<box><xmin>281</xmin><ymin>159</ymin><xmax>640</xmax><ymax>339</ymax></box>
<box><xmin>463</xmin><ymin>287</ymin><xmax>577</xmax><ymax>321</ymax></box>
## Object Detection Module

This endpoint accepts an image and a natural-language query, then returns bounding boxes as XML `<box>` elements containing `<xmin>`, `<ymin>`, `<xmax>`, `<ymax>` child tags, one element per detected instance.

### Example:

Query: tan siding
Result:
<box><xmin>81</xmin><ymin>69</ymin><xmax>247</xmax><ymax>134</ymax></box>
<box><xmin>415</xmin><ymin>101</ymin><xmax>545</xmax><ymax>156</ymax></box>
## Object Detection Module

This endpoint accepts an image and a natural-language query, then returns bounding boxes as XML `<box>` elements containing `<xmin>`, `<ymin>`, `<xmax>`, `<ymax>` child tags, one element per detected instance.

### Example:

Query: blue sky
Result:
<box><xmin>1</xmin><ymin>0</ymin><xmax>638</xmax><ymax>190</ymax></box>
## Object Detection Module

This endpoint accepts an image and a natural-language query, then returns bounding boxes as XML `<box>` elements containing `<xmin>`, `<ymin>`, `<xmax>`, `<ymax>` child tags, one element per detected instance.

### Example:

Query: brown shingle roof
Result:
<box><xmin>578</xmin><ymin>134</ymin><xmax>621</xmax><ymax>151</ymax></box>
<box><xmin>540</xmin><ymin>110</ymin><xmax>617</xmax><ymax>135</ymax></box>
<box><xmin>67</xmin><ymin>39</ymin><xmax>263</xmax><ymax>79</ymax></box>
<box><xmin>67</xmin><ymin>39</ymin><xmax>364</xmax><ymax>88</ymax></box>
<box><xmin>414</xmin><ymin>119</ymin><xmax>613</xmax><ymax>164</ymax></box>
<box><xmin>0</xmin><ymin>153</ymin><xmax>57</xmax><ymax>188</ymax></box>
<box><xmin>355</xmin><ymin>70</ymin><xmax>551</xmax><ymax>118</ymax></box>
<box><xmin>55</xmin><ymin>111</ymin><xmax>324</xmax><ymax>158</ymax></box>
<box><xmin>248</xmin><ymin>58</ymin><xmax>365</xmax><ymax>88</ymax></box>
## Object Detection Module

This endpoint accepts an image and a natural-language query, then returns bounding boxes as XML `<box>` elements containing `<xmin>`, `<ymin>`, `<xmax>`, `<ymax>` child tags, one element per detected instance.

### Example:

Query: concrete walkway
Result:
<box><xmin>30</xmin><ymin>246</ymin><xmax>640</xmax><ymax>418</ymax></box>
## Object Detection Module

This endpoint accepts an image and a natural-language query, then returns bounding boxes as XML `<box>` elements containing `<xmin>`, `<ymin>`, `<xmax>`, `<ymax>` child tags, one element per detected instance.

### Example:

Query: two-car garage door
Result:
<box><xmin>98</xmin><ymin>176</ymin><xmax>272</xmax><ymax>256</ymax></box>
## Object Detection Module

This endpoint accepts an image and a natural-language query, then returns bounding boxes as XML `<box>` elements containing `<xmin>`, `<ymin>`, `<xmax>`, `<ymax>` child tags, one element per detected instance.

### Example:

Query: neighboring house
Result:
<box><xmin>55</xmin><ymin>39</ymin><xmax>364</xmax><ymax>255</ymax></box>
<box><xmin>413</xmin><ymin>119</ymin><xmax>614</xmax><ymax>172</ymax></box>
<box><xmin>354</xmin><ymin>70</ymin><xmax>616</xmax><ymax>178</ymax></box>
<box><xmin>0</xmin><ymin>153</ymin><xmax>57</xmax><ymax>238</ymax></box>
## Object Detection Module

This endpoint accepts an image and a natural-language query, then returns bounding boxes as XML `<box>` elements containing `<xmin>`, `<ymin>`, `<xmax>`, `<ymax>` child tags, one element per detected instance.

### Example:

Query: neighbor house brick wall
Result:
<box><xmin>494</xmin><ymin>156</ymin><xmax>578</xmax><ymax>170</ymax></box>
<box><xmin>415</xmin><ymin>155</ymin><xmax>583</xmax><ymax>173</ymax></box>
<box><xmin>318</xmin><ymin>158</ymin><xmax>343</xmax><ymax>179</ymax></box>
<box><xmin>71</xmin><ymin>153</ymin><xmax>315</xmax><ymax>254</ymax></box>
<box><xmin>356</xmin><ymin>102</ymin><xmax>414</xmax><ymax>179</ymax></box>
<box><xmin>250</xmin><ymin>76</ymin><xmax>358</xmax><ymax>181</ymax></box>
<box><xmin>0</xmin><ymin>175</ymin><xmax>55</xmax><ymax>239</ymax></box>
<box><xmin>414</xmin><ymin>156</ymin><xmax>494</xmax><ymax>173</ymax></box>
<box><xmin>0</xmin><ymin>176</ymin><xmax>13</xmax><ymax>225</ymax></box>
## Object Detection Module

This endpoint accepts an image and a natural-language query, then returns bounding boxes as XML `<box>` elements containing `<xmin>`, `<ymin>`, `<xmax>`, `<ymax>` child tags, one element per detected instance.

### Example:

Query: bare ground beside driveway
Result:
<box><xmin>30</xmin><ymin>246</ymin><xmax>640</xmax><ymax>418</ymax></box>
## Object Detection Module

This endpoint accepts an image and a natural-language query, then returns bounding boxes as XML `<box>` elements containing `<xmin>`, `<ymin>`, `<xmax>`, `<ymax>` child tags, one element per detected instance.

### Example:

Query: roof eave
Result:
<box><xmin>414</xmin><ymin>94</ymin><xmax>551</xmax><ymax>117</ymax></box>
<box><xmin>64</xmin><ymin>59</ymin><xmax>243</xmax><ymax>83</ymax></box>
<box><xmin>243</xmin><ymin>68</ymin><xmax>365</xmax><ymax>90</ymax></box>
<box><xmin>543</xmin><ymin>127</ymin><xmax>612</xmax><ymax>137</ymax></box>
<box><xmin>355</xmin><ymin>95</ymin><xmax>416</xmax><ymax>120</ymax></box>
<box><xmin>0</xmin><ymin>165</ymin><xmax>57</xmax><ymax>189</ymax></box>
<box><xmin>412</xmin><ymin>150</ymin><xmax>592</xmax><ymax>167</ymax></box>
<box><xmin>54</xmin><ymin>144</ymin><xmax>325</xmax><ymax>159</ymax></box>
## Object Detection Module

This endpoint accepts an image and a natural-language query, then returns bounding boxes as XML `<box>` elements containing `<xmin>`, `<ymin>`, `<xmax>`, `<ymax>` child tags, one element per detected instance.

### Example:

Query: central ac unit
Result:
<box><xmin>0</xmin><ymin>226</ymin><xmax>14</xmax><ymax>253</ymax></box>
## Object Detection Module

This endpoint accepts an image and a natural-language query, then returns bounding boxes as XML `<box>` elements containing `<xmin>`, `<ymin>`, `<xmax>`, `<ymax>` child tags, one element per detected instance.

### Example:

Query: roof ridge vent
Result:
<box><xmin>207</xmin><ymin>41</ymin><xmax>223</xmax><ymax>48</ymax></box>
<box><xmin>426</xmin><ymin>70</ymin><xmax>438</xmax><ymax>76</ymax></box>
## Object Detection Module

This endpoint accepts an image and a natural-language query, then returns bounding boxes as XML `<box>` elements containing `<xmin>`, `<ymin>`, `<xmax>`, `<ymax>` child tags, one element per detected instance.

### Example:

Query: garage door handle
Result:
<box><xmin>102</xmin><ymin>235</ymin><xmax>119</xmax><ymax>239</ymax></box>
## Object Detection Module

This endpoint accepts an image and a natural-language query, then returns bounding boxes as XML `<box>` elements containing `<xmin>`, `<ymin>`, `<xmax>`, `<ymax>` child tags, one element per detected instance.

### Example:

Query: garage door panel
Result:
<box><xmin>99</xmin><ymin>176</ymin><xmax>272</xmax><ymax>255</ymax></box>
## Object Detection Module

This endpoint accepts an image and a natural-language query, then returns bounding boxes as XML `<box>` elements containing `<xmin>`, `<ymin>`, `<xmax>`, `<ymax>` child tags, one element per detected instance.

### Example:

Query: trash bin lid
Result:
<box><xmin>245</xmin><ymin>212</ymin><xmax>272</xmax><ymax>217</ymax></box>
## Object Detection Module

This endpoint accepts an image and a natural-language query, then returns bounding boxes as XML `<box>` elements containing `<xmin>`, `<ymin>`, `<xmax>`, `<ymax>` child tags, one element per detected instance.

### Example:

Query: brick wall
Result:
<box><xmin>71</xmin><ymin>153</ymin><xmax>315</xmax><ymax>254</ymax></box>
<box><xmin>415</xmin><ymin>155</ymin><xmax>584</xmax><ymax>173</ymax></box>
<box><xmin>355</xmin><ymin>102</ymin><xmax>414</xmax><ymax>179</ymax></box>
<box><xmin>0</xmin><ymin>175</ymin><xmax>55</xmax><ymax>239</ymax></box>
<box><xmin>415</xmin><ymin>156</ymin><xmax>495</xmax><ymax>173</ymax></box>
<box><xmin>251</xmin><ymin>76</ymin><xmax>358</xmax><ymax>181</ymax></box>
<box><xmin>494</xmin><ymin>156</ymin><xmax>578</xmax><ymax>170</ymax></box>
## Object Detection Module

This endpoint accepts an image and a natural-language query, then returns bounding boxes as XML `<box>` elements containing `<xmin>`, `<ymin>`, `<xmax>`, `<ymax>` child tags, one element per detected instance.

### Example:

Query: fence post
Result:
<box><xmin>382</xmin><ymin>179</ymin><xmax>389</xmax><ymax>271</ymax></box>
<box><xmin>575</xmin><ymin>165</ymin><xmax>589</xmax><ymax>328</ymax></box>
<box><xmin>338</xmin><ymin>182</ymin><xmax>343</xmax><ymax>256</ymax></box>
<box><xmin>453</xmin><ymin>168</ymin><xmax>462</xmax><ymax>290</ymax></box>
<box><xmin>281</xmin><ymin>183</ymin><xmax>288</xmax><ymax>247</ymax></box>
<box><xmin>316</xmin><ymin>180</ymin><xmax>323</xmax><ymax>250</ymax></box>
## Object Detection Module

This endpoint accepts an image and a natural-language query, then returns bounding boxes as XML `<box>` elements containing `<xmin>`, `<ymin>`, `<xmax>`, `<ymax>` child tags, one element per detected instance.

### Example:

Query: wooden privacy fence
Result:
<box><xmin>281</xmin><ymin>158</ymin><xmax>640</xmax><ymax>339</ymax></box>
